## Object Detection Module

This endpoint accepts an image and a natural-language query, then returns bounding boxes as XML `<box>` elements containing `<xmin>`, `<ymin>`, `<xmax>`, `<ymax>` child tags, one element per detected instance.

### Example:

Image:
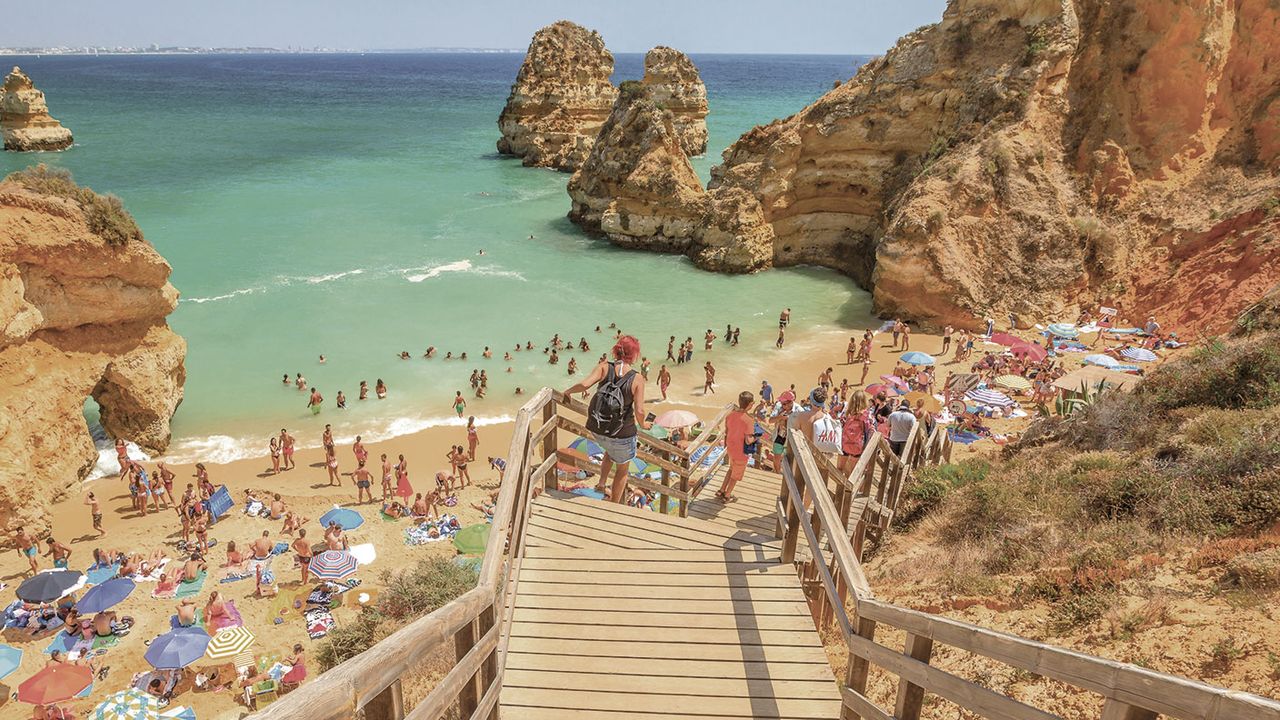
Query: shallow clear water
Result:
<box><xmin>0</xmin><ymin>52</ymin><xmax>872</xmax><ymax>461</ymax></box>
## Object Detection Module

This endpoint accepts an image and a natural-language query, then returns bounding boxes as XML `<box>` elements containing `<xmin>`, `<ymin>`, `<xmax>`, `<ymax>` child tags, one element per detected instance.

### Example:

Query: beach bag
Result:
<box><xmin>812</xmin><ymin>413</ymin><xmax>843</xmax><ymax>455</ymax></box>
<box><xmin>586</xmin><ymin>363</ymin><xmax>635</xmax><ymax>438</ymax></box>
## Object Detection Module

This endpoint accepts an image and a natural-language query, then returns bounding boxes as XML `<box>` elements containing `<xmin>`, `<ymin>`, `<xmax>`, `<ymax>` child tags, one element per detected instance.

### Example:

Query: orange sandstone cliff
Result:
<box><xmin>0</xmin><ymin>167</ymin><xmax>185</xmax><ymax>535</ymax></box>
<box><xmin>1</xmin><ymin>67</ymin><xmax>73</xmax><ymax>152</ymax></box>
<box><xmin>572</xmin><ymin>0</ymin><xmax>1280</xmax><ymax>332</ymax></box>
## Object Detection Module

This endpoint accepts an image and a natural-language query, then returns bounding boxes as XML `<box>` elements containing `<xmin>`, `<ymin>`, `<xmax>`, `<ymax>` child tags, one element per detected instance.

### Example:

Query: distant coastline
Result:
<box><xmin>0</xmin><ymin>46</ymin><xmax>523</xmax><ymax>56</ymax></box>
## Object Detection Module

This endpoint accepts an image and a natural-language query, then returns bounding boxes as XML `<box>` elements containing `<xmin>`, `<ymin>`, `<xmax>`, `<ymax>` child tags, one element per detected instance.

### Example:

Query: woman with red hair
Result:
<box><xmin>566</xmin><ymin>335</ymin><xmax>652</xmax><ymax>503</ymax></box>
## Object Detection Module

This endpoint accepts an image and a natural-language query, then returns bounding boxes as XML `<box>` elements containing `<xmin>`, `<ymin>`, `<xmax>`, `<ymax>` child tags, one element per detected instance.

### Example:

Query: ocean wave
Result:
<box><xmin>162</xmin><ymin>413</ymin><xmax>516</xmax><ymax>466</ymax></box>
<box><xmin>84</xmin><ymin>437</ymin><xmax>152</xmax><ymax>482</ymax></box>
<box><xmin>403</xmin><ymin>259</ymin><xmax>526</xmax><ymax>283</ymax></box>
<box><xmin>182</xmin><ymin>287</ymin><xmax>258</xmax><ymax>304</ymax></box>
<box><xmin>303</xmin><ymin>268</ymin><xmax>365</xmax><ymax>284</ymax></box>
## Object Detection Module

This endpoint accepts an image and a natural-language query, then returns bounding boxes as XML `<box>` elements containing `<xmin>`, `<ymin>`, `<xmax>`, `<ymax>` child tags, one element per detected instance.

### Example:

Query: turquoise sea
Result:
<box><xmin>0</xmin><ymin>52</ymin><xmax>873</xmax><ymax>462</ymax></box>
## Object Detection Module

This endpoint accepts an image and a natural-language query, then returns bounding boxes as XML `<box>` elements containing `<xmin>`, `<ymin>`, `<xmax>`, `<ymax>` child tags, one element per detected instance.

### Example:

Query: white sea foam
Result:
<box><xmin>303</xmin><ymin>268</ymin><xmax>365</xmax><ymax>284</ymax></box>
<box><xmin>403</xmin><ymin>260</ymin><xmax>526</xmax><ymax>283</ymax></box>
<box><xmin>84</xmin><ymin>437</ymin><xmax>151</xmax><ymax>482</ymax></box>
<box><xmin>182</xmin><ymin>287</ymin><xmax>258</xmax><ymax>304</ymax></box>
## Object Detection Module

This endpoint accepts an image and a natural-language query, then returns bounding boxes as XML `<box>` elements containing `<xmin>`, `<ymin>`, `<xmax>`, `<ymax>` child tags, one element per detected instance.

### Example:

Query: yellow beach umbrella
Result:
<box><xmin>994</xmin><ymin>375</ymin><xmax>1032</xmax><ymax>392</ymax></box>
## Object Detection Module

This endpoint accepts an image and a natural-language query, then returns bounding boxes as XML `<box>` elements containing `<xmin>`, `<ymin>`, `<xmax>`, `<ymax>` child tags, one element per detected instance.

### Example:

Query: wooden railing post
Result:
<box><xmin>1100</xmin><ymin>699</ymin><xmax>1158</xmax><ymax>720</ymax></box>
<box><xmin>659</xmin><ymin>465</ymin><xmax>671</xmax><ymax>515</ymax></box>
<box><xmin>454</xmin><ymin>618</ymin><xmax>481</xmax><ymax>716</ymax></box>
<box><xmin>894</xmin><ymin>632</ymin><xmax>934</xmax><ymax>720</ymax></box>
<box><xmin>541</xmin><ymin>401</ymin><xmax>557</xmax><ymax>493</ymax></box>
<box><xmin>781</xmin><ymin>451</ymin><xmax>802</xmax><ymax>563</ymax></box>
<box><xmin>363</xmin><ymin>678</ymin><xmax>404</xmax><ymax>720</ymax></box>
<box><xmin>841</xmin><ymin>618</ymin><xmax>878</xmax><ymax>720</ymax></box>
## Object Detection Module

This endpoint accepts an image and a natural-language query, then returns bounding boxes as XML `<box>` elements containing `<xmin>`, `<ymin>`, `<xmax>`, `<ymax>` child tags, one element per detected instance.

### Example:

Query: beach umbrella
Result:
<box><xmin>0</xmin><ymin>644</ymin><xmax>21</xmax><ymax>681</ymax></box>
<box><xmin>319</xmin><ymin>507</ymin><xmax>364</xmax><ymax>531</ymax></box>
<box><xmin>568</xmin><ymin>437</ymin><xmax>603</xmax><ymax>456</ymax></box>
<box><xmin>904</xmin><ymin>392</ymin><xmax>941</xmax><ymax>413</ymax></box>
<box><xmin>16</xmin><ymin>570</ymin><xmax>86</xmax><ymax>604</ymax></box>
<box><xmin>309</xmin><ymin>550</ymin><xmax>359</xmax><ymax>581</ymax></box>
<box><xmin>864</xmin><ymin>383</ymin><xmax>904</xmax><ymax>397</ymax></box>
<box><xmin>1121</xmin><ymin>347</ymin><xmax>1158</xmax><ymax>363</ymax></box>
<box><xmin>1084</xmin><ymin>354</ymin><xmax>1120</xmax><ymax>369</ymax></box>
<box><xmin>900</xmin><ymin>351</ymin><xmax>935</xmax><ymax>366</ymax></box>
<box><xmin>993</xmin><ymin>375</ymin><xmax>1032</xmax><ymax>392</ymax></box>
<box><xmin>17</xmin><ymin>664</ymin><xmax>93</xmax><ymax>705</ymax></box>
<box><xmin>92</xmin><ymin>687</ymin><xmax>162</xmax><ymax>720</ymax></box>
<box><xmin>145</xmin><ymin>627</ymin><xmax>211</xmax><ymax>669</ymax></box>
<box><xmin>654</xmin><ymin>410</ymin><xmax>699</xmax><ymax>429</ymax></box>
<box><xmin>989</xmin><ymin>332</ymin><xmax>1022</xmax><ymax>347</ymax></box>
<box><xmin>965</xmin><ymin>388</ymin><xmax>1015</xmax><ymax>407</ymax></box>
<box><xmin>205</xmin><ymin>626</ymin><xmax>255</xmax><ymax>660</ymax></box>
<box><xmin>160</xmin><ymin>707</ymin><xmax>196</xmax><ymax>720</ymax></box>
<box><xmin>1010</xmin><ymin>343</ymin><xmax>1048</xmax><ymax>362</ymax></box>
<box><xmin>76</xmin><ymin>577</ymin><xmax>135</xmax><ymax>614</ymax></box>
<box><xmin>641</xmin><ymin>425</ymin><xmax>670</xmax><ymax>440</ymax></box>
<box><xmin>1047</xmin><ymin>323</ymin><xmax>1079</xmax><ymax>339</ymax></box>
<box><xmin>453</xmin><ymin>524</ymin><xmax>490</xmax><ymax>556</ymax></box>
<box><xmin>880</xmin><ymin>375</ymin><xmax>910</xmax><ymax>392</ymax></box>
<box><xmin>556</xmin><ymin>447</ymin><xmax>588</xmax><ymax>474</ymax></box>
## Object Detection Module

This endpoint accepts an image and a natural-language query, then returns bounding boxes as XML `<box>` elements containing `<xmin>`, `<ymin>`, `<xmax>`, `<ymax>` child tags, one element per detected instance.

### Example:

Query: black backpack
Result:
<box><xmin>587</xmin><ymin>363</ymin><xmax>635</xmax><ymax>438</ymax></box>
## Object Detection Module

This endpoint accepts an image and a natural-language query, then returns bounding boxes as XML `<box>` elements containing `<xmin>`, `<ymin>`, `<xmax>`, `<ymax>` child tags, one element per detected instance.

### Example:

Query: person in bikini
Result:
<box><xmin>269</xmin><ymin>437</ymin><xmax>281</xmax><ymax>474</ymax></box>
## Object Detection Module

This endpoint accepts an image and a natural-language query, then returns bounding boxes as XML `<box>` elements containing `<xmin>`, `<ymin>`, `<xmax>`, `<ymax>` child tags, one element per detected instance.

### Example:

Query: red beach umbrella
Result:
<box><xmin>880</xmin><ymin>375</ymin><xmax>910</xmax><ymax>392</ymax></box>
<box><xmin>17</xmin><ymin>664</ymin><xmax>93</xmax><ymax>705</ymax></box>
<box><xmin>1010</xmin><ymin>343</ymin><xmax>1048</xmax><ymax>362</ymax></box>
<box><xmin>989</xmin><ymin>332</ymin><xmax>1022</xmax><ymax>347</ymax></box>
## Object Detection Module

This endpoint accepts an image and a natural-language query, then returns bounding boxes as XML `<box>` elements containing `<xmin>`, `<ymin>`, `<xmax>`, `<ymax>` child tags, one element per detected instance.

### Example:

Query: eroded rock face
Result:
<box><xmin>641</xmin><ymin>47</ymin><xmax>709</xmax><ymax>157</ymax></box>
<box><xmin>567</xmin><ymin>85</ymin><xmax>771</xmax><ymax>272</ymax></box>
<box><xmin>1</xmin><ymin>67</ymin><xmax>73</xmax><ymax>152</ymax></box>
<box><xmin>603</xmin><ymin>0</ymin><xmax>1280</xmax><ymax>332</ymax></box>
<box><xmin>497</xmin><ymin>21</ymin><xmax>618</xmax><ymax>171</ymax></box>
<box><xmin>0</xmin><ymin>172</ymin><xmax>185</xmax><ymax>535</ymax></box>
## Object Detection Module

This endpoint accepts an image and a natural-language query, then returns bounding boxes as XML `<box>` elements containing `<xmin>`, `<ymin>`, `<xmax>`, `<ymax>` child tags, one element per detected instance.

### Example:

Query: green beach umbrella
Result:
<box><xmin>453</xmin><ymin>524</ymin><xmax>490</xmax><ymax>556</ymax></box>
<box><xmin>642</xmin><ymin>425</ymin><xmax>670</xmax><ymax>440</ymax></box>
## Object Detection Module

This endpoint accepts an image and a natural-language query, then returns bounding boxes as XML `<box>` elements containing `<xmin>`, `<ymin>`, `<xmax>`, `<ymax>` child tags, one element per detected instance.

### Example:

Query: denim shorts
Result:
<box><xmin>595</xmin><ymin>434</ymin><xmax>638</xmax><ymax>464</ymax></box>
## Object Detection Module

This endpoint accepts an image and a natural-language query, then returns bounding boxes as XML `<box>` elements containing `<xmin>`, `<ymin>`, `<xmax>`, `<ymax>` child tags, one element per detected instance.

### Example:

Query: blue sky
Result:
<box><xmin>0</xmin><ymin>0</ymin><xmax>948</xmax><ymax>54</ymax></box>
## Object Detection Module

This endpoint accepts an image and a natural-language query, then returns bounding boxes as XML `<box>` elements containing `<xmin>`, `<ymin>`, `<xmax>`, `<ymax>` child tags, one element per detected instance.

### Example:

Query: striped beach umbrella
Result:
<box><xmin>965</xmin><ymin>388</ymin><xmax>1015</xmax><ymax>407</ymax></box>
<box><xmin>1047</xmin><ymin>323</ymin><xmax>1080</xmax><ymax>339</ymax></box>
<box><xmin>205</xmin><ymin>626</ymin><xmax>255</xmax><ymax>660</ymax></box>
<box><xmin>1121</xmin><ymin>347</ymin><xmax>1158</xmax><ymax>362</ymax></box>
<box><xmin>993</xmin><ymin>375</ymin><xmax>1032</xmax><ymax>392</ymax></box>
<box><xmin>309</xmin><ymin>550</ymin><xmax>359</xmax><ymax>580</ymax></box>
<box><xmin>1084</xmin><ymin>354</ymin><xmax>1120</xmax><ymax>368</ymax></box>
<box><xmin>92</xmin><ymin>687</ymin><xmax>162</xmax><ymax>720</ymax></box>
<box><xmin>568</xmin><ymin>437</ymin><xmax>604</xmax><ymax>456</ymax></box>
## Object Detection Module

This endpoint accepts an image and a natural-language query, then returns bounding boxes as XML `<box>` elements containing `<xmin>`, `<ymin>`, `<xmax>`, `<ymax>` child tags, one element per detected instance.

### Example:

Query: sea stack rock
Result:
<box><xmin>640</xmin><ymin>47</ymin><xmax>709</xmax><ymax>157</ymax></box>
<box><xmin>0</xmin><ymin>166</ymin><xmax>185</xmax><ymax>535</ymax></box>
<box><xmin>1</xmin><ymin>67</ymin><xmax>73</xmax><ymax>152</ymax></box>
<box><xmin>568</xmin><ymin>83</ymin><xmax>772</xmax><ymax>272</ymax></box>
<box><xmin>497</xmin><ymin>21</ymin><xmax>618</xmax><ymax>172</ymax></box>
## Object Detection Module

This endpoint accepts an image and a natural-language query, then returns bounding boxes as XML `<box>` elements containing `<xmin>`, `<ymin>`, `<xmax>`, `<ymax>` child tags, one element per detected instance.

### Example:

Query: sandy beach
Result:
<box><xmin>2</xmin><ymin>321</ymin><xmax>962</xmax><ymax>719</ymax></box>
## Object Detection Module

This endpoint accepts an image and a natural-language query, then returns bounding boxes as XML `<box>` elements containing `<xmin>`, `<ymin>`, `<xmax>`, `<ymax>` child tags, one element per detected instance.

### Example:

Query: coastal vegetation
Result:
<box><xmin>5</xmin><ymin>164</ymin><xmax>142</xmax><ymax>245</ymax></box>
<box><xmin>874</xmin><ymin>330</ymin><xmax>1280</xmax><ymax>691</ymax></box>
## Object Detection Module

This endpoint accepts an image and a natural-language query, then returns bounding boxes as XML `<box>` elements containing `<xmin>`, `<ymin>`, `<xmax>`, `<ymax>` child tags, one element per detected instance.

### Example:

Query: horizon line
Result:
<box><xmin>0</xmin><ymin>48</ymin><xmax>881</xmax><ymax>57</ymax></box>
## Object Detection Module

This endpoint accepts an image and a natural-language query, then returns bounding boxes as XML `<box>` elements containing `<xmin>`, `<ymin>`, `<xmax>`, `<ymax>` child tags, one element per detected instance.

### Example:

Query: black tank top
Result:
<box><xmin>600</xmin><ymin>362</ymin><xmax>637</xmax><ymax>439</ymax></box>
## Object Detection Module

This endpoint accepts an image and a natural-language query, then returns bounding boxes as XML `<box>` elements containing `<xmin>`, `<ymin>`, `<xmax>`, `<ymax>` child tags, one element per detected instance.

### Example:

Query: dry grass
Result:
<box><xmin>5</xmin><ymin>164</ymin><xmax>143</xmax><ymax>245</ymax></box>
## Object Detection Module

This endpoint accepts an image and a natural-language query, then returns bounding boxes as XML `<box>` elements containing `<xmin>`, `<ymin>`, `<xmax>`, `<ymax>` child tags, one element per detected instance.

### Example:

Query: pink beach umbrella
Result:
<box><xmin>880</xmin><ymin>375</ymin><xmax>910</xmax><ymax>392</ymax></box>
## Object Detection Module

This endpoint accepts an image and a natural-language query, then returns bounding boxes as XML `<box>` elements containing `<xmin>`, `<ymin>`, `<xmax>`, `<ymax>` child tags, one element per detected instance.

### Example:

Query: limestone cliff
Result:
<box><xmin>640</xmin><ymin>47</ymin><xmax>709</xmax><ymax>157</ymax></box>
<box><xmin>1</xmin><ymin>67</ymin><xmax>73</xmax><ymax>152</ymax></box>
<box><xmin>496</xmin><ymin>21</ymin><xmax>618</xmax><ymax>171</ymax></box>
<box><xmin>580</xmin><ymin>0</ymin><xmax>1280</xmax><ymax>332</ymax></box>
<box><xmin>0</xmin><ymin>166</ymin><xmax>185</xmax><ymax>535</ymax></box>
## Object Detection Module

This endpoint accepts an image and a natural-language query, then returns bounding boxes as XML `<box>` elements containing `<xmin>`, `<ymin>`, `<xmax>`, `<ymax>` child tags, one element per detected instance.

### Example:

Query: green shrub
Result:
<box><xmin>378</xmin><ymin>557</ymin><xmax>478</xmax><ymax>621</ymax></box>
<box><xmin>1048</xmin><ymin>592</ymin><xmax>1113</xmax><ymax>634</ymax></box>
<box><xmin>316</xmin><ymin>614</ymin><xmax>384</xmax><ymax>671</ymax></box>
<box><xmin>5</xmin><ymin>164</ymin><xmax>143</xmax><ymax>245</ymax></box>
<box><xmin>1138</xmin><ymin>338</ymin><xmax>1280</xmax><ymax>410</ymax></box>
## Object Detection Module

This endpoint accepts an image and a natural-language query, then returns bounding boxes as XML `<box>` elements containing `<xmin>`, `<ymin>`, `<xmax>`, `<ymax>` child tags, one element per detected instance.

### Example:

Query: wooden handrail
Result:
<box><xmin>683</xmin><ymin>403</ymin><xmax>734</xmax><ymax>458</ymax></box>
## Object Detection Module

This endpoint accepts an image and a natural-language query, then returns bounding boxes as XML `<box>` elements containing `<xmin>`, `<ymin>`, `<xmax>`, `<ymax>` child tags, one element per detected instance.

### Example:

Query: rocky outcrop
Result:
<box><xmin>496</xmin><ymin>21</ymin><xmax>618</xmax><ymax>171</ymax></box>
<box><xmin>640</xmin><ymin>47</ymin><xmax>708</xmax><ymax>157</ymax></box>
<box><xmin>582</xmin><ymin>0</ymin><xmax>1280</xmax><ymax>332</ymax></box>
<box><xmin>0</xmin><ymin>166</ymin><xmax>185</xmax><ymax>536</ymax></box>
<box><xmin>567</xmin><ymin>84</ymin><xmax>771</xmax><ymax>272</ymax></box>
<box><xmin>1</xmin><ymin>67</ymin><xmax>72</xmax><ymax>152</ymax></box>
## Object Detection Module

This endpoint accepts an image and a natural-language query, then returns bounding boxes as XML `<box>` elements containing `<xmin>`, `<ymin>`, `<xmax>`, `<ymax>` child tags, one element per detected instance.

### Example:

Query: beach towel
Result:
<box><xmin>207</xmin><ymin>486</ymin><xmax>234</xmax><ymax>520</ymax></box>
<box><xmin>169</xmin><ymin>609</ymin><xmax>204</xmax><ymax>630</ymax></box>
<box><xmin>91</xmin><ymin>633</ymin><xmax>120</xmax><ymax>650</ymax></box>
<box><xmin>44</xmin><ymin>630</ymin><xmax>89</xmax><ymax>655</ymax></box>
<box><xmin>86</xmin><ymin>563</ymin><xmax>121</xmax><ymax>585</ymax></box>
<box><xmin>208</xmin><ymin>600</ymin><xmax>243</xmax><ymax>632</ymax></box>
<box><xmin>304</xmin><ymin>608</ymin><xmax>335</xmax><ymax>640</ymax></box>
<box><xmin>244</xmin><ymin>500</ymin><xmax>268</xmax><ymax>517</ymax></box>
<box><xmin>948</xmin><ymin>428</ymin><xmax>984</xmax><ymax>445</ymax></box>
<box><xmin>131</xmin><ymin>558</ymin><xmax>170</xmax><ymax>583</ymax></box>
<box><xmin>174</xmin><ymin>570</ymin><xmax>208</xmax><ymax>599</ymax></box>
<box><xmin>271</xmin><ymin>541</ymin><xmax>290</xmax><ymax>556</ymax></box>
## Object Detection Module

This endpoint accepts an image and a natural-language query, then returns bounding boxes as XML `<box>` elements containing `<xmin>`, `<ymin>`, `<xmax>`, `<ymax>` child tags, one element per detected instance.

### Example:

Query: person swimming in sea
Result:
<box><xmin>335</xmin><ymin>390</ymin><xmax>346</xmax><ymax>409</ymax></box>
<box><xmin>375</xmin><ymin>379</ymin><xmax>387</xmax><ymax>399</ymax></box>
<box><xmin>359</xmin><ymin>380</ymin><xmax>368</xmax><ymax>400</ymax></box>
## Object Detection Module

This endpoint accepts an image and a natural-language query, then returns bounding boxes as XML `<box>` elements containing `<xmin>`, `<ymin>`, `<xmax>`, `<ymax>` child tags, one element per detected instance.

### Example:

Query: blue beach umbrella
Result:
<box><xmin>568</xmin><ymin>437</ymin><xmax>604</xmax><ymax>456</ymax></box>
<box><xmin>0</xmin><ymin>643</ymin><xmax>21</xmax><ymax>680</ymax></box>
<box><xmin>900</xmin><ymin>351</ymin><xmax>935</xmax><ymax>366</ymax></box>
<box><xmin>144</xmin><ymin>627</ymin><xmax>211</xmax><ymax>669</ymax></box>
<box><xmin>1084</xmin><ymin>354</ymin><xmax>1120</xmax><ymax>369</ymax></box>
<box><xmin>319</xmin><ymin>507</ymin><xmax>364</xmax><ymax>530</ymax></box>
<box><xmin>76</xmin><ymin>577</ymin><xmax>136</xmax><ymax>614</ymax></box>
